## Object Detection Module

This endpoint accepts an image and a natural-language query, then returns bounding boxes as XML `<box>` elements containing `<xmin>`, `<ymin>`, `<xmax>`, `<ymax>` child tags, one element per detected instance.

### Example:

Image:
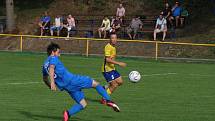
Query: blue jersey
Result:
<box><xmin>42</xmin><ymin>56</ymin><xmax>77</xmax><ymax>90</ymax></box>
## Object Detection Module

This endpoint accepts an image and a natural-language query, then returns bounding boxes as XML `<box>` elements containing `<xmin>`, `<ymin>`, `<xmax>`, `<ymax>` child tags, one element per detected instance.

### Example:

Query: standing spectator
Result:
<box><xmin>64</xmin><ymin>14</ymin><xmax>76</xmax><ymax>38</ymax></box>
<box><xmin>98</xmin><ymin>16</ymin><xmax>111</xmax><ymax>38</ymax></box>
<box><xmin>172</xmin><ymin>1</ymin><xmax>182</xmax><ymax>28</ymax></box>
<box><xmin>50</xmin><ymin>15</ymin><xmax>63</xmax><ymax>36</ymax></box>
<box><xmin>110</xmin><ymin>16</ymin><xmax>122</xmax><ymax>34</ymax></box>
<box><xmin>153</xmin><ymin>13</ymin><xmax>167</xmax><ymax>41</ymax></box>
<box><xmin>38</xmin><ymin>11</ymin><xmax>51</xmax><ymax>36</ymax></box>
<box><xmin>162</xmin><ymin>3</ymin><xmax>174</xmax><ymax>27</ymax></box>
<box><xmin>127</xmin><ymin>16</ymin><xmax>143</xmax><ymax>40</ymax></box>
<box><xmin>116</xmin><ymin>3</ymin><xmax>125</xmax><ymax>23</ymax></box>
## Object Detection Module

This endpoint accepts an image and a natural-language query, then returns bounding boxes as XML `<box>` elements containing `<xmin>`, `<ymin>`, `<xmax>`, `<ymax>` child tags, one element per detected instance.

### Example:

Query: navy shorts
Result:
<box><xmin>102</xmin><ymin>70</ymin><xmax>121</xmax><ymax>83</ymax></box>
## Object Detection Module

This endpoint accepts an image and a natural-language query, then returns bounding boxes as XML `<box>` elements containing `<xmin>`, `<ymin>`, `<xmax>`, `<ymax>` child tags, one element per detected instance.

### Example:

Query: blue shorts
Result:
<box><xmin>65</xmin><ymin>76</ymin><xmax>93</xmax><ymax>104</ymax></box>
<box><xmin>50</xmin><ymin>26</ymin><xmax>63</xmax><ymax>31</ymax></box>
<box><xmin>102</xmin><ymin>70</ymin><xmax>121</xmax><ymax>83</ymax></box>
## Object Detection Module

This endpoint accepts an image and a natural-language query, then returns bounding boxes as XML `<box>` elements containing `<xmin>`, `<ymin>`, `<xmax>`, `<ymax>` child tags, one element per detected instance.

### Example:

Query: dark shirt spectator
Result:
<box><xmin>163</xmin><ymin>3</ymin><xmax>174</xmax><ymax>27</ymax></box>
<box><xmin>110</xmin><ymin>17</ymin><xmax>122</xmax><ymax>34</ymax></box>
<box><xmin>180</xmin><ymin>8</ymin><xmax>189</xmax><ymax>27</ymax></box>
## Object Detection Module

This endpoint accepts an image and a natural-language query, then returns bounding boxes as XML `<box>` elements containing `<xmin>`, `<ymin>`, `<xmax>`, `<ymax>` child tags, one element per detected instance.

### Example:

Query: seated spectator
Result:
<box><xmin>38</xmin><ymin>11</ymin><xmax>51</xmax><ymax>36</ymax></box>
<box><xmin>116</xmin><ymin>3</ymin><xmax>126</xmax><ymax>23</ymax></box>
<box><xmin>110</xmin><ymin>16</ymin><xmax>115</xmax><ymax>26</ymax></box>
<box><xmin>50</xmin><ymin>15</ymin><xmax>63</xmax><ymax>36</ymax></box>
<box><xmin>127</xmin><ymin>16</ymin><xmax>143</xmax><ymax>40</ymax></box>
<box><xmin>172</xmin><ymin>1</ymin><xmax>182</xmax><ymax>28</ymax></box>
<box><xmin>64</xmin><ymin>14</ymin><xmax>76</xmax><ymax>38</ymax></box>
<box><xmin>153</xmin><ymin>13</ymin><xmax>167</xmax><ymax>41</ymax></box>
<box><xmin>98</xmin><ymin>16</ymin><xmax>111</xmax><ymax>38</ymax></box>
<box><xmin>110</xmin><ymin>16</ymin><xmax>122</xmax><ymax>34</ymax></box>
<box><xmin>162</xmin><ymin>2</ymin><xmax>174</xmax><ymax>27</ymax></box>
<box><xmin>180</xmin><ymin>8</ymin><xmax>189</xmax><ymax>27</ymax></box>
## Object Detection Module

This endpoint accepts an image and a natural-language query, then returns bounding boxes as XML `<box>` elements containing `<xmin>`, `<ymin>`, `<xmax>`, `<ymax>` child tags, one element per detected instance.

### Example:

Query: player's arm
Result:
<box><xmin>106</xmin><ymin>56</ymin><xmax>126</xmax><ymax>67</ymax></box>
<box><xmin>43</xmin><ymin>75</ymin><xmax>51</xmax><ymax>89</ymax></box>
<box><xmin>49</xmin><ymin>64</ymin><xmax>57</xmax><ymax>91</ymax></box>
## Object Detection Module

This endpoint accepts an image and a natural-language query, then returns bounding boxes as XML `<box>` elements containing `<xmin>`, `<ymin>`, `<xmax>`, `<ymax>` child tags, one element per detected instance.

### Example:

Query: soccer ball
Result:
<box><xmin>129</xmin><ymin>71</ymin><xmax>141</xmax><ymax>83</ymax></box>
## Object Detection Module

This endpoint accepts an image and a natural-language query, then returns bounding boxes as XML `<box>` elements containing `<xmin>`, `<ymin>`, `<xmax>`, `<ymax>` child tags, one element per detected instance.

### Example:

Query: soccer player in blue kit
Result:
<box><xmin>42</xmin><ymin>43</ymin><xmax>120</xmax><ymax>121</ymax></box>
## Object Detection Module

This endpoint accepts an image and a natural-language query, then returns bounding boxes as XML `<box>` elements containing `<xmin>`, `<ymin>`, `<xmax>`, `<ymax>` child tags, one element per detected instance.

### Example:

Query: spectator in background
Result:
<box><xmin>162</xmin><ymin>3</ymin><xmax>174</xmax><ymax>27</ymax></box>
<box><xmin>50</xmin><ymin>15</ymin><xmax>63</xmax><ymax>36</ymax></box>
<box><xmin>64</xmin><ymin>14</ymin><xmax>76</xmax><ymax>38</ymax></box>
<box><xmin>153</xmin><ymin>13</ymin><xmax>167</xmax><ymax>41</ymax></box>
<box><xmin>110</xmin><ymin>16</ymin><xmax>122</xmax><ymax>34</ymax></box>
<box><xmin>98</xmin><ymin>16</ymin><xmax>111</xmax><ymax>38</ymax></box>
<box><xmin>180</xmin><ymin>7</ymin><xmax>189</xmax><ymax>27</ymax></box>
<box><xmin>38</xmin><ymin>11</ymin><xmax>51</xmax><ymax>36</ymax></box>
<box><xmin>172</xmin><ymin>1</ymin><xmax>182</xmax><ymax>28</ymax></box>
<box><xmin>127</xmin><ymin>16</ymin><xmax>143</xmax><ymax>40</ymax></box>
<box><xmin>116</xmin><ymin>3</ymin><xmax>125</xmax><ymax>23</ymax></box>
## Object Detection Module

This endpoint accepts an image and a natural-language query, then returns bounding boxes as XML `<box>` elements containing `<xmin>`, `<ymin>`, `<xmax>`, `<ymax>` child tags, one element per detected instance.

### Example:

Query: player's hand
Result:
<box><xmin>118</xmin><ymin>62</ymin><xmax>127</xmax><ymax>67</ymax></box>
<box><xmin>51</xmin><ymin>82</ymin><xmax>57</xmax><ymax>91</ymax></box>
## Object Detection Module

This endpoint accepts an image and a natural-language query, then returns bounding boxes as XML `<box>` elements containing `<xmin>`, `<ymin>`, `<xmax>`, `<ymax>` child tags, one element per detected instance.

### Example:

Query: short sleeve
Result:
<box><xmin>156</xmin><ymin>19</ymin><xmax>159</xmax><ymax>25</ymax></box>
<box><xmin>49</xmin><ymin>56</ymin><xmax>58</xmax><ymax>66</ymax></box>
<box><xmin>42</xmin><ymin>66</ymin><xmax>48</xmax><ymax>76</ymax></box>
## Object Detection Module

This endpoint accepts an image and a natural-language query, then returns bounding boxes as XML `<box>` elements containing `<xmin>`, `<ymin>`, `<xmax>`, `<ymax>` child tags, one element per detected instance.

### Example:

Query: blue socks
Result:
<box><xmin>96</xmin><ymin>85</ymin><xmax>111</xmax><ymax>101</ymax></box>
<box><xmin>68</xmin><ymin>85</ymin><xmax>111</xmax><ymax>117</ymax></box>
<box><xmin>68</xmin><ymin>104</ymin><xmax>84</xmax><ymax>116</ymax></box>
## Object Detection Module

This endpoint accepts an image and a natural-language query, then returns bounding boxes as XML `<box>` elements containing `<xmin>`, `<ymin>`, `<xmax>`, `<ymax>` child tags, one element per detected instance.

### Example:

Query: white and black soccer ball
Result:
<box><xmin>129</xmin><ymin>71</ymin><xmax>141</xmax><ymax>83</ymax></box>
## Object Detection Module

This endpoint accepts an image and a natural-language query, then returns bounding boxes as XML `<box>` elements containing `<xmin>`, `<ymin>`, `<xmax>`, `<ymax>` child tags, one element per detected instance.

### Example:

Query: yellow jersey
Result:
<box><xmin>102</xmin><ymin>43</ymin><xmax>116</xmax><ymax>72</ymax></box>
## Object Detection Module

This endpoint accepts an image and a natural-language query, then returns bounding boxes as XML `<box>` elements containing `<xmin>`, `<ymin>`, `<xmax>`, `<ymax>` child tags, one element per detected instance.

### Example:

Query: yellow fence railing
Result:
<box><xmin>1</xmin><ymin>33</ymin><xmax>215</xmax><ymax>60</ymax></box>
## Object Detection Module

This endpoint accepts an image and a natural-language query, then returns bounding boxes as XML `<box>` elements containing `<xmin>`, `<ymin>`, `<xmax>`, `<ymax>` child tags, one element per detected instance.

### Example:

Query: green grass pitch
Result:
<box><xmin>0</xmin><ymin>52</ymin><xmax>215</xmax><ymax>121</ymax></box>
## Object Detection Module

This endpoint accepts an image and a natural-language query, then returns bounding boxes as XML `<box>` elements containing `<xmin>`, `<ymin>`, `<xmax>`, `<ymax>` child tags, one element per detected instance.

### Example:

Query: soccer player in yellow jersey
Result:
<box><xmin>101</xmin><ymin>34</ymin><xmax>127</xmax><ymax>104</ymax></box>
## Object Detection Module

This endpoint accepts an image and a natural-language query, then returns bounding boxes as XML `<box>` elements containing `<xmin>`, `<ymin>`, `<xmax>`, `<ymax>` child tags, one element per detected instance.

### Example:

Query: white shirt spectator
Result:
<box><xmin>55</xmin><ymin>17</ymin><xmax>61</xmax><ymax>27</ymax></box>
<box><xmin>116</xmin><ymin>7</ymin><xmax>125</xmax><ymax>17</ymax></box>
<box><xmin>156</xmin><ymin>18</ymin><xmax>167</xmax><ymax>31</ymax></box>
<box><xmin>102</xmin><ymin>19</ymin><xmax>111</xmax><ymax>29</ymax></box>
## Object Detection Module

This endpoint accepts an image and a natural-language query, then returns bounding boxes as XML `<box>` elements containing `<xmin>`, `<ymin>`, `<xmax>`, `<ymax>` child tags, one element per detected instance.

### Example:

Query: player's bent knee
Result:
<box><xmin>110</xmin><ymin>81</ymin><xmax>118</xmax><ymax>88</ymax></box>
<box><xmin>80</xmin><ymin>99</ymin><xmax>87</xmax><ymax>108</ymax></box>
<box><xmin>92</xmin><ymin>80</ymin><xmax>99</xmax><ymax>88</ymax></box>
<box><xmin>117</xmin><ymin>80</ymin><xmax>123</xmax><ymax>86</ymax></box>
<box><xmin>116</xmin><ymin>77</ymin><xmax>123</xmax><ymax>86</ymax></box>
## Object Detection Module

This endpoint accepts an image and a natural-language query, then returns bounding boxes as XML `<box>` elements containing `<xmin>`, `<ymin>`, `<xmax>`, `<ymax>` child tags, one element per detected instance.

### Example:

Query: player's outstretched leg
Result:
<box><xmin>63</xmin><ymin>103</ymin><xmax>85</xmax><ymax>121</ymax></box>
<box><xmin>63</xmin><ymin>92</ymin><xmax>87</xmax><ymax>121</ymax></box>
<box><xmin>92</xmin><ymin>80</ymin><xmax>120</xmax><ymax>112</ymax></box>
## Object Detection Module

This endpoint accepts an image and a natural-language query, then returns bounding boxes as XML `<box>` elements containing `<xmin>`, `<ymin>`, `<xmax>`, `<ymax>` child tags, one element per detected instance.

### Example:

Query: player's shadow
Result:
<box><xmin>18</xmin><ymin>111</ymin><xmax>93</xmax><ymax>121</ymax></box>
<box><xmin>18</xmin><ymin>111</ymin><xmax>61</xmax><ymax>120</ymax></box>
<box><xmin>85</xmin><ymin>97</ymin><xmax>100</xmax><ymax>103</ymax></box>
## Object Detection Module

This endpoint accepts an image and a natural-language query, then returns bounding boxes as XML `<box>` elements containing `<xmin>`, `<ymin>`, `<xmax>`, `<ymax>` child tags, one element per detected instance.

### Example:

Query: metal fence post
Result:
<box><xmin>20</xmin><ymin>35</ymin><xmax>23</xmax><ymax>52</ymax></box>
<box><xmin>155</xmin><ymin>42</ymin><xmax>158</xmax><ymax>60</ymax></box>
<box><xmin>86</xmin><ymin>39</ymin><xmax>89</xmax><ymax>57</ymax></box>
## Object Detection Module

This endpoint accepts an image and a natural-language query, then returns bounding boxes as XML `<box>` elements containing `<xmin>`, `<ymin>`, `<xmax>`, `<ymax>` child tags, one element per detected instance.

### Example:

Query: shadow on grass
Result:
<box><xmin>85</xmin><ymin>97</ymin><xmax>100</xmax><ymax>103</ymax></box>
<box><xmin>18</xmin><ymin>111</ymin><xmax>93</xmax><ymax>121</ymax></box>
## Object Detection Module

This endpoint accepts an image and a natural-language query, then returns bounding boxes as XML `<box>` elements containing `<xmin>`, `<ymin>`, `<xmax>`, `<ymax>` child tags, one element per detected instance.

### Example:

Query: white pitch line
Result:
<box><xmin>0</xmin><ymin>72</ymin><xmax>178</xmax><ymax>86</ymax></box>
<box><xmin>0</xmin><ymin>82</ymin><xmax>42</xmax><ymax>86</ymax></box>
<box><xmin>141</xmin><ymin>72</ymin><xmax>178</xmax><ymax>77</ymax></box>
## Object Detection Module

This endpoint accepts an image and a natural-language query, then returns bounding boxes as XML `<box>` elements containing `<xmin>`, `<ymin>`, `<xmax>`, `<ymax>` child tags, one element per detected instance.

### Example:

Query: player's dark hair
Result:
<box><xmin>110</xmin><ymin>33</ymin><xmax>117</xmax><ymax>38</ymax></box>
<box><xmin>47</xmin><ymin>43</ymin><xmax>60</xmax><ymax>56</ymax></box>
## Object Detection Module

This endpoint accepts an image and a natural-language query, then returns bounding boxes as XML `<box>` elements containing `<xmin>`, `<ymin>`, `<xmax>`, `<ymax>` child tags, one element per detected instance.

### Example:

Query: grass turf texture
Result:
<box><xmin>0</xmin><ymin>52</ymin><xmax>215</xmax><ymax>121</ymax></box>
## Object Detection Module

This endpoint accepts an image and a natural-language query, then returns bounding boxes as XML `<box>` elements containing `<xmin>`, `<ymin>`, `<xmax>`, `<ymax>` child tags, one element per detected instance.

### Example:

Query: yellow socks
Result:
<box><xmin>106</xmin><ymin>88</ymin><xmax>112</xmax><ymax>95</ymax></box>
